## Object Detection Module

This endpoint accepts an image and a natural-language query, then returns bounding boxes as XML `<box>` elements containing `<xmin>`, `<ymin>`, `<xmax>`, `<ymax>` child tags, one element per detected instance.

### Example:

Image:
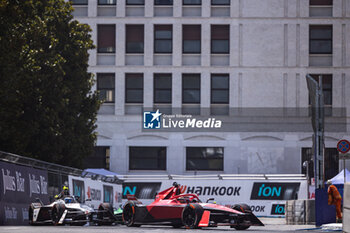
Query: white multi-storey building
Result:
<box><xmin>72</xmin><ymin>0</ymin><xmax>350</xmax><ymax>179</ymax></box>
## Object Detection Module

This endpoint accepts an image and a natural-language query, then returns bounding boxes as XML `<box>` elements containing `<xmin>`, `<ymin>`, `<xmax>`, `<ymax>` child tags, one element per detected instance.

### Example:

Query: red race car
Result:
<box><xmin>122</xmin><ymin>182</ymin><xmax>264</xmax><ymax>230</ymax></box>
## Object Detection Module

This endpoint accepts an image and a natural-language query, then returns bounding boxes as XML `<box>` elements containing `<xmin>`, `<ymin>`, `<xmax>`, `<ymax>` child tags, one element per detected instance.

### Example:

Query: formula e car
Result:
<box><xmin>29</xmin><ymin>196</ymin><xmax>117</xmax><ymax>226</ymax></box>
<box><xmin>122</xmin><ymin>183</ymin><xmax>264</xmax><ymax>230</ymax></box>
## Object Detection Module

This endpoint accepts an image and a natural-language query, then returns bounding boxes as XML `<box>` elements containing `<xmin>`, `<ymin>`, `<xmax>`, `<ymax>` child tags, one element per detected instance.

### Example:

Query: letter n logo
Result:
<box><xmin>123</xmin><ymin>186</ymin><xmax>136</xmax><ymax>196</ymax></box>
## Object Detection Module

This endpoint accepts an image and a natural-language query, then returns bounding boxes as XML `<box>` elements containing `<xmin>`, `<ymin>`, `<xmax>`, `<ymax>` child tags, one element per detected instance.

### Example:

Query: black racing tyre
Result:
<box><xmin>71</xmin><ymin>222</ymin><xmax>86</xmax><ymax>226</ymax></box>
<box><xmin>97</xmin><ymin>203</ymin><xmax>114</xmax><ymax>225</ymax></box>
<box><xmin>232</xmin><ymin>225</ymin><xmax>250</xmax><ymax>230</ymax></box>
<box><xmin>51</xmin><ymin>204</ymin><xmax>65</xmax><ymax>225</ymax></box>
<box><xmin>28</xmin><ymin>206</ymin><xmax>34</xmax><ymax>225</ymax></box>
<box><xmin>231</xmin><ymin>204</ymin><xmax>251</xmax><ymax>230</ymax></box>
<box><xmin>181</xmin><ymin>204</ymin><xmax>204</xmax><ymax>229</ymax></box>
<box><xmin>123</xmin><ymin>201</ymin><xmax>140</xmax><ymax>227</ymax></box>
<box><xmin>172</xmin><ymin>224</ymin><xmax>183</xmax><ymax>228</ymax></box>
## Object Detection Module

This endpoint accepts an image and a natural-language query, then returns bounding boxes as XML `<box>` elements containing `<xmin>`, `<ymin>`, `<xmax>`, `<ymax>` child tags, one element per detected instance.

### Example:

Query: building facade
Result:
<box><xmin>72</xmin><ymin>0</ymin><xmax>350</xmax><ymax>178</ymax></box>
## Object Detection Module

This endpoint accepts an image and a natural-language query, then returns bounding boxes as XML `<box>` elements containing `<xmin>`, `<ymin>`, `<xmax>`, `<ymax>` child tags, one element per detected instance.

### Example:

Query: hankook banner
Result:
<box><xmin>121</xmin><ymin>179</ymin><xmax>307</xmax><ymax>217</ymax></box>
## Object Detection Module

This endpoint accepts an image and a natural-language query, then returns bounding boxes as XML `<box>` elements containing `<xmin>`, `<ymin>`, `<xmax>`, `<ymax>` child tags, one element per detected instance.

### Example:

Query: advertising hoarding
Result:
<box><xmin>0</xmin><ymin>161</ymin><xmax>49</xmax><ymax>225</ymax></box>
<box><xmin>122</xmin><ymin>178</ymin><xmax>307</xmax><ymax>217</ymax></box>
<box><xmin>68</xmin><ymin>175</ymin><xmax>122</xmax><ymax>209</ymax></box>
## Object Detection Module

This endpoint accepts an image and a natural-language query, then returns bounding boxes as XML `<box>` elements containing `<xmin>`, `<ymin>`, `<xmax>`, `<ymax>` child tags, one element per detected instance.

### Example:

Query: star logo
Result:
<box><xmin>150</xmin><ymin>109</ymin><xmax>162</xmax><ymax>122</ymax></box>
<box><xmin>143</xmin><ymin>110</ymin><xmax>162</xmax><ymax>129</ymax></box>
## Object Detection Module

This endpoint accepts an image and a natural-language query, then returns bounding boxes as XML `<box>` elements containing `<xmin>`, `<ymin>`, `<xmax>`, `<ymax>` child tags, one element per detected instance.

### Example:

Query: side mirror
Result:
<box><xmin>206</xmin><ymin>198</ymin><xmax>214</xmax><ymax>203</ymax></box>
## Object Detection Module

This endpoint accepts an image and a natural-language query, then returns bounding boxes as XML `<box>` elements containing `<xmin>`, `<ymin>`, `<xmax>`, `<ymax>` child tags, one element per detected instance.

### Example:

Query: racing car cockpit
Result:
<box><xmin>175</xmin><ymin>194</ymin><xmax>201</xmax><ymax>204</ymax></box>
<box><xmin>63</xmin><ymin>196</ymin><xmax>76</xmax><ymax>204</ymax></box>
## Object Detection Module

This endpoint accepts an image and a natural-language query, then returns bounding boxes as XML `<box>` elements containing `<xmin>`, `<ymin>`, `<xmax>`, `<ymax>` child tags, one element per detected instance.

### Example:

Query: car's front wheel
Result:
<box><xmin>51</xmin><ymin>204</ymin><xmax>65</xmax><ymax>225</ymax></box>
<box><xmin>182</xmin><ymin>204</ymin><xmax>203</xmax><ymax>229</ymax></box>
<box><xmin>231</xmin><ymin>204</ymin><xmax>251</xmax><ymax>230</ymax></box>
<box><xmin>122</xmin><ymin>202</ymin><xmax>140</xmax><ymax>227</ymax></box>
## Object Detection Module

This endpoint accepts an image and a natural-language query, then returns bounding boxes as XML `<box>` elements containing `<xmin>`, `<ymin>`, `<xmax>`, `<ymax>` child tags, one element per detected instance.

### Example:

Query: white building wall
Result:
<box><xmin>73</xmin><ymin>0</ymin><xmax>350</xmax><ymax>175</ymax></box>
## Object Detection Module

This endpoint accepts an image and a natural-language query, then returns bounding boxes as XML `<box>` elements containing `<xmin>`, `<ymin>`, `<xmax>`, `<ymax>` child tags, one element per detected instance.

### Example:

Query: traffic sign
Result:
<box><xmin>337</xmin><ymin>139</ymin><xmax>350</xmax><ymax>154</ymax></box>
<box><xmin>339</xmin><ymin>153</ymin><xmax>350</xmax><ymax>159</ymax></box>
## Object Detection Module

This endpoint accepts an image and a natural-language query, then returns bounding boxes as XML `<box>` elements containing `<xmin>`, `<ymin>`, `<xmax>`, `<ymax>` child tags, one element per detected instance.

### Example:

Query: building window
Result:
<box><xmin>129</xmin><ymin>147</ymin><xmax>166</xmax><ymax>170</ymax></box>
<box><xmin>98</xmin><ymin>0</ymin><xmax>116</xmax><ymax>5</ymax></box>
<box><xmin>97</xmin><ymin>25</ymin><xmax>116</xmax><ymax>53</ymax></box>
<box><xmin>211</xmin><ymin>25</ymin><xmax>229</xmax><ymax>54</ymax></box>
<box><xmin>182</xmin><ymin>74</ymin><xmax>200</xmax><ymax>104</ymax></box>
<box><xmin>154</xmin><ymin>25</ymin><xmax>172</xmax><ymax>53</ymax></box>
<box><xmin>71</xmin><ymin>0</ymin><xmax>88</xmax><ymax>5</ymax></box>
<box><xmin>97</xmin><ymin>73</ymin><xmax>115</xmax><ymax>103</ymax></box>
<box><xmin>126</xmin><ymin>25</ymin><xmax>144</xmax><ymax>53</ymax></box>
<box><xmin>155</xmin><ymin>0</ymin><xmax>173</xmax><ymax>5</ymax></box>
<box><xmin>126</xmin><ymin>0</ymin><xmax>144</xmax><ymax>4</ymax></box>
<box><xmin>183</xmin><ymin>0</ymin><xmax>201</xmax><ymax>5</ymax></box>
<box><xmin>125</xmin><ymin>73</ymin><xmax>143</xmax><ymax>103</ymax></box>
<box><xmin>186</xmin><ymin>147</ymin><xmax>223</xmax><ymax>171</ymax></box>
<box><xmin>309</xmin><ymin>74</ymin><xmax>332</xmax><ymax>105</ymax></box>
<box><xmin>310</xmin><ymin>0</ymin><xmax>332</xmax><ymax>5</ymax></box>
<box><xmin>211</xmin><ymin>0</ymin><xmax>230</xmax><ymax>5</ymax></box>
<box><xmin>83</xmin><ymin>146</ymin><xmax>110</xmax><ymax>170</ymax></box>
<box><xmin>309</xmin><ymin>25</ymin><xmax>332</xmax><ymax>54</ymax></box>
<box><xmin>154</xmin><ymin>74</ymin><xmax>172</xmax><ymax>104</ymax></box>
<box><xmin>211</xmin><ymin>74</ymin><xmax>229</xmax><ymax>104</ymax></box>
<box><xmin>183</xmin><ymin>25</ymin><xmax>201</xmax><ymax>54</ymax></box>
<box><xmin>301</xmin><ymin>148</ymin><xmax>338</xmax><ymax>182</ymax></box>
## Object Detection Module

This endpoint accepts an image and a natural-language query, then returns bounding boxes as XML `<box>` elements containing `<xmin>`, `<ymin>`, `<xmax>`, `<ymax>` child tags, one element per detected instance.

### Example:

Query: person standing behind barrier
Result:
<box><xmin>327</xmin><ymin>180</ymin><xmax>342</xmax><ymax>223</ymax></box>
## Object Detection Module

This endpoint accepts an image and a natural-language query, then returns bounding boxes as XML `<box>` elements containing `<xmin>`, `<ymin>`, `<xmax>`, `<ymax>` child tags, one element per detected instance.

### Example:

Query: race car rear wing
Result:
<box><xmin>126</xmin><ymin>195</ymin><xmax>138</xmax><ymax>201</ymax></box>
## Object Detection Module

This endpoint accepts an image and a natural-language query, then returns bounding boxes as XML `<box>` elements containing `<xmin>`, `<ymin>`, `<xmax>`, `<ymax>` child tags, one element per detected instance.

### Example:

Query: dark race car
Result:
<box><xmin>93</xmin><ymin>203</ymin><xmax>123</xmax><ymax>225</ymax></box>
<box><xmin>122</xmin><ymin>183</ymin><xmax>264</xmax><ymax>230</ymax></box>
<box><xmin>29</xmin><ymin>196</ymin><xmax>118</xmax><ymax>226</ymax></box>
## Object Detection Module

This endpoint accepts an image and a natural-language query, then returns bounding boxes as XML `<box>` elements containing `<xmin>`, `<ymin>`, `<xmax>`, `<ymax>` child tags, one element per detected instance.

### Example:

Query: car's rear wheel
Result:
<box><xmin>231</xmin><ymin>204</ymin><xmax>251</xmax><ymax>230</ymax></box>
<box><xmin>123</xmin><ymin>202</ymin><xmax>140</xmax><ymax>227</ymax></box>
<box><xmin>182</xmin><ymin>204</ymin><xmax>203</xmax><ymax>229</ymax></box>
<box><xmin>51</xmin><ymin>204</ymin><xmax>65</xmax><ymax>225</ymax></box>
<box><xmin>97</xmin><ymin>203</ymin><xmax>114</xmax><ymax>225</ymax></box>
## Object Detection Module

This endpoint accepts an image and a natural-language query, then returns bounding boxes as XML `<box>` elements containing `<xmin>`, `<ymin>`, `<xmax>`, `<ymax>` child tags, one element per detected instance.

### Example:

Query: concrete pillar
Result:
<box><xmin>89</xmin><ymin>22</ymin><xmax>97</xmax><ymax>66</ymax></box>
<box><xmin>202</xmin><ymin>0</ymin><xmax>210</xmax><ymax>17</ymax></box>
<box><xmin>116</xmin><ymin>23</ymin><xmax>125</xmax><ymax>66</ymax></box>
<box><xmin>144</xmin><ymin>70</ymin><xmax>153</xmax><ymax>108</ymax></box>
<box><xmin>173</xmin><ymin>0</ymin><xmax>182</xmax><ymax>17</ymax></box>
<box><xmin>333</xmin><ymin>23</ymin><xmax>342</xmax><ymax>67</ymax></box>
<box><xmin>201</xmin><ymin>23</ymin><xmax>210</xmax><ymax>67</ymax></box>
<box><xmin>201</xmin><ymin>71</ymin><xmax>210</xmax><ymax>108</ymax></box>
<box><xmin>88</xmin><ymin>0</ymin><xmax>97</xmax><ymax>17</ymax></box>
<box><xmin>173</xmin><ymin>23</ymin><xmax>182</xmax><ymax>67</ymax></box>
<box><xmin>172</xmin><ymin>72</ymin><xmax>182</xmax><ymax>108</ymax></box>
<box><xmin>115</xmin><ymin>70</ymin><xmax>125</xmax><ymax>116</ymax></box>
<box><xmin>117</xmin><ymin>0</ymin><xmax>126</xmax><ymax>17</ymax></box>
<box><xmin>145</xmin><ymin>0</ymin><xmax>154</xmax><ymax>17</ymax></box>
<box><xmin>230</xmin><ymin>24</ymin><xmax>239</xmax><ymax>66</ymax></box>
<box><xmin>144</xmin><ymin>21</ymin><xmax>154</xmax><ymax>66</ymax></box>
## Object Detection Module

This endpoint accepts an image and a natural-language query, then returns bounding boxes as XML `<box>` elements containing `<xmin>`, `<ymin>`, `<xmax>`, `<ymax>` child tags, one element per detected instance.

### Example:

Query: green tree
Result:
<box><xmin>0</xmin><ymin>0</ymin><xmax>100</xmax><ymax>168</ymax></box>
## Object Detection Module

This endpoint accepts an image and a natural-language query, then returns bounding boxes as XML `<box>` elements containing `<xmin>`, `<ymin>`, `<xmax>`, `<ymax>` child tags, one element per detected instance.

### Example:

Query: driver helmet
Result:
<box><xmin>64</xmin><ymin>197</ymin><xmax>73</xmax><ymax>203</ymax></box>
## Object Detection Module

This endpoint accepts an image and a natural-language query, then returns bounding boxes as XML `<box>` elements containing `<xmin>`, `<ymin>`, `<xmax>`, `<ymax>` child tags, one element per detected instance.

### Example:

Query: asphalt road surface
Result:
<box><xmin>0</xmin><ymin>225</ymin><xmax>325</xmax><ymax>233</ymax></box>
<box><xmin>0</xmin><ymin>218</ymin><xmax>325</xmax><ymax>233</ymax></box>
